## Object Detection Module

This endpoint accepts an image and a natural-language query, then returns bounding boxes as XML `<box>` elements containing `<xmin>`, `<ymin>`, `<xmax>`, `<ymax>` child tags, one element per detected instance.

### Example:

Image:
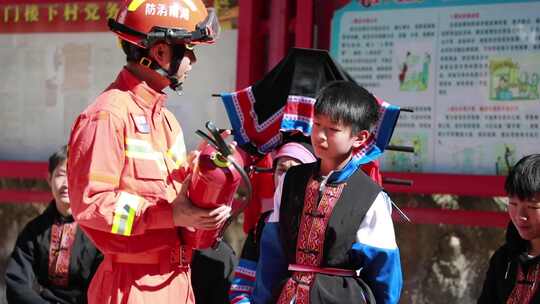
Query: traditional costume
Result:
<box><xmin>5</xmin><ymin>202</ymin><xmax>102</xmax><ymax>304</ymax></box>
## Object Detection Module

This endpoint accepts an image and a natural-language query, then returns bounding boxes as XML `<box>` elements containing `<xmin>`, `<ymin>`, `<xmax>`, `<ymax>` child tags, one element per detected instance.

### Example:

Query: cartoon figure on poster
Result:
<box><xmin>383</xmin><ymin>134</ymin><xmax>428</xmax><ymax>172</ymax></box>
<box><xmin>213</xmin><ymin>0</ymin><xmax>238</xmax><ymax>30</ymax></box>
<box><xmin>495</xmin><ymin>144</ymin><xmax>517</xmax><ymax>176</ymax></box>
<box><xmin>397</xmin><ymin>50</ymin><xmax>432</xmax><ymax>92</ymax></box>
<box><xmin>490</xmin><ymin>58</ymin><xmax>540</xmax><ymax>101</ymax></box>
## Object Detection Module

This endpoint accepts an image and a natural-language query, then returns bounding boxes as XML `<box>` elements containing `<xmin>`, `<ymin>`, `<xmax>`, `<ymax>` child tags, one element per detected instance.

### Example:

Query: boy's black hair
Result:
<box><xmin>314</xmin><ymin>81</ymin><xmax>380</xmax><ymax>133</ymax></box>
<box><xmin>48</xmin><ymin>145</ymin><xmax>68</xmax><ymax>175</ymax></box>
<box><xmin>505</xmin><ymin>154</ymin><xmax>540</xmax><ymax>201</ymax></box>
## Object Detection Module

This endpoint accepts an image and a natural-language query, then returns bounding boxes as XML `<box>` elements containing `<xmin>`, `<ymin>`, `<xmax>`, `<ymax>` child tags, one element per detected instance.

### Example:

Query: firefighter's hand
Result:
<box><xmin>173</xmin><ymin>200</ymin><xmax>231</xmax><ymax>230</ymax></box>
<box><xmin>186</xmin><ymin>150</ymin><xmax>200</xmax><ymax>172</ymax></box>
<box><xmin>172</xmin><ymin>174</ymin><xmax>232</xmax><ymax>229</ymax></box>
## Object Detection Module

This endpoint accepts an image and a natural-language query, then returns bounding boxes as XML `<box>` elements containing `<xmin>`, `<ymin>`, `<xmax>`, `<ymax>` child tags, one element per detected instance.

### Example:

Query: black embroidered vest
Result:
<box><xmin>276</xmin><ymin>162</ymin><xmax>381</xmax><ymax>304</ymax></box>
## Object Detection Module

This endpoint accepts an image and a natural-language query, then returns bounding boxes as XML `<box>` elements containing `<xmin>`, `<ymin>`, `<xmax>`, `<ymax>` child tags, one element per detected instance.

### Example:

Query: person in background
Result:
<box><xmin>228</xmin><ymin>141</ymin><xmax>316</xmax><ymax>303</ymax></box>
<box><xmin>5</xmin><ymin>145</ymin><xmax>102</xmax><ymax>304</ymax></box>
<box><xmin>191</xmin><ymin>240</ymin><xmax>238</xmax><ymax>304</ymax></box>
<box><xmin>478</xmin><ymin>154</ymin><xmax>540</xmax><ymax>304</ymax></box>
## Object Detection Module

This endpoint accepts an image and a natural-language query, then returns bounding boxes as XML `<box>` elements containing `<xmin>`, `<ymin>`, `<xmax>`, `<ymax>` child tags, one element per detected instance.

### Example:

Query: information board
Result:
<box><xmin>331</xmin><ymin>0</ymin><xmax>540</xmax><ymax>175</ymax></box>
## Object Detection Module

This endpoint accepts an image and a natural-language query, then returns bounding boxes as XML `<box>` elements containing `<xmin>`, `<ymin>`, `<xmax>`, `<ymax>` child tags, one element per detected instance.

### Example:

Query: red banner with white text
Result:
<box><xmin>0</xmin><ymin>0</ymin><xmax>238</xmax><ymax>33</ymax></box>
<box><xmin>0</xmin><ymin>1</ymin><xmax>120</xmax><ymax>33</ymax></box>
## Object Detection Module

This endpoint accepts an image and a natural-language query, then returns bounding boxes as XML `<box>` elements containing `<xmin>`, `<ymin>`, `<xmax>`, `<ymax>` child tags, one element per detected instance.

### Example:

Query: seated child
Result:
<box><xmin>478</xmin><ymin>154</ymin><xmax>540</xmax><ymax>303</ymax></box>
<box><xmin>253</xmin><ymin>81</ymin><xmax>403</xmax><ymax>304</ymax></box>
<box><xmin>5</xmin><ymin>145</ymin><xmax>102</xmax><ymax>303</ymax></box>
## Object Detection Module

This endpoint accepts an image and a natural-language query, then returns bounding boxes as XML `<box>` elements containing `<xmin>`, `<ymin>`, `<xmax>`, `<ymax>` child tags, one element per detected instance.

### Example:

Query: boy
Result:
<box><xmin>478</xmin><ymin>154</ymin><xmax>540</xmax><ymax>303</ymax></box>
<box><xmin>5</xmin><ymin>145</ymin><xmax>102</xmax><ymax>303</ymax></box>
<box><xmin>252</xmin><ymin>81</ymin><xmax>402</xmax><ymax>303</ymax></box>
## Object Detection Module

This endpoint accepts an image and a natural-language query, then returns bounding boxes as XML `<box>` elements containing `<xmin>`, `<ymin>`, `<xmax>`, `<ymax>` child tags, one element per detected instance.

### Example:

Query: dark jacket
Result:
<box><xmin>5</xmin><ymin>202</ymin><xmax>102</xmax><ymax>304</ymax></box>
<box><xmin>478</xmin><ymin>222</ymin><xmax>540</xmax><ymax>303</ymax></box>
<box><xmin>191</xmin><ymin>240</ymin><xmax>238</xmax><ymax>304</ymax></box>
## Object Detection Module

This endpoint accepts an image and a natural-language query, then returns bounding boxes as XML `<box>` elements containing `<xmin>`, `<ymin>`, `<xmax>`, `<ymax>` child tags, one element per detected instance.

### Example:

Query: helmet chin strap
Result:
<box><xmin>166</xmin><ymin>44</ymin><xmax>186</xmax><ymax>95</ymax></box>
<box><xmin>141</xmin><ymin>44</ymin><xmax>186</xmax><ymax>94</ymax></box>
<box><xmin>169</xmin><ymin>78</ymin><xmax>184</xmax><ymax>95</ymax></box>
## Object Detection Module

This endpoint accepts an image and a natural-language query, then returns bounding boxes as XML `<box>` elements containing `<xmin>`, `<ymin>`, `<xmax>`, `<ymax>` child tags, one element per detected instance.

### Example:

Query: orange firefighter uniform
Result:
<box><xmin>67</xmin><ymin>67</ymin><xmax>193</xmax><ymax>304</ymax></box>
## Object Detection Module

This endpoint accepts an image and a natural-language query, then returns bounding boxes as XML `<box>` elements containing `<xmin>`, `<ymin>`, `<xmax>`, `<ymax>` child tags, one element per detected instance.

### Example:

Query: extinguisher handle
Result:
<box><xmin>195</xmin><ymin>129</ymin><xmax>220</xmax><ymax>151</ymax></box>
<box><xmin>205</xmin><ymin>121</ymin><xmax>232</xmax><ymax>157</ymax></box>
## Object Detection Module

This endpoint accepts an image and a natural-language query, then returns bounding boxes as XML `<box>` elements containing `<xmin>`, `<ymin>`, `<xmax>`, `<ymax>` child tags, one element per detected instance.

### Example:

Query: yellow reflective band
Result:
<box><xmin>93</xmin><ymin>111</ymin><xmax>110</xmax><ymax>121</ymax></box>
<box><xmin>126</xmin><ymin>138</ymin><xmax>153</xmax><ymax>153</ymax></box>
<box><xmin>128</xmin><ymin>0</ymin><xmax>146</xmax><ymax>11</ymax></box>
<box><xmin>124</xmin><ymin>151</ymin><xmax>167</xmax><ymax>172</ymax></box>
<box><xmin>166</xmin><ymin>150</ymin><xmax>185</xmax><ymax>169</ymax></box>
<box><xmin>111</xmin><ymin>192</ymin><xmax>141</xmax><ymax>236</ymax></box>
<box><xmin>111</xmin><ymin>207</ymin><xmax>135</xmax><ymax>236</ymax></box>
<box><xmin>125</xmin><ymin>150</ymin><xmax>160</xmax><ymax>160</ymax></box>
<box><xmin>125</xmin><ymin>138</ymin><xmax>167</xmax><ymax>172</ymax></box>
<box><xmin>125</xmin><ymin>150</ymin><xmax>167</xmax><ymax>172</ymax></box>
<box><xmin>125</xmin><ymin>138</ymin><xmax>159</xmax><ymax>160</ymax></box>
<box><xmin>89</xmin><ymin>172</ymin><xmax>120</xmax><ymax>186</ymax></box>
<box><xmin>167</xmin><ymin>134</ymin><xmax>187</xmax><ymax>169</ymax></box>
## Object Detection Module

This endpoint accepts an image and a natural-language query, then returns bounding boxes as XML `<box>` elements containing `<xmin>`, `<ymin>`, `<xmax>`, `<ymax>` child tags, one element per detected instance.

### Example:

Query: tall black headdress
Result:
<box><xmin>219</xmin><ymin>48</ymin><xmax>400</xmax><ymax>166</ymax></box>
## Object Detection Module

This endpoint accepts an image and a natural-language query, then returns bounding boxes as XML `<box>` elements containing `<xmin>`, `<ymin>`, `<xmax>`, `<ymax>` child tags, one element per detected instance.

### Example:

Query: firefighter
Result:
<box><xmin>67</xmin><ymin>1</ymin><xmax>230</xmax><ymax>303</ymax></box>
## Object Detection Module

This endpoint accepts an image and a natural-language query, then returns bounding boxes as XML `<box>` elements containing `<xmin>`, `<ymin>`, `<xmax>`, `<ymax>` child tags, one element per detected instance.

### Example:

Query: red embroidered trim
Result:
<box><xmin>48</xmin><ymin>220</ymin><xmax>77</xmax><ymax>287</ymax></box>
<box><xmin>277</xmin><ymin>178</ymin><xmax>345</xmax><ymax>304</ymax></box>
<box><xmin>507</xmin><ymin>263</ymin><xmax>540</xmax><ymax>304</ymax></box>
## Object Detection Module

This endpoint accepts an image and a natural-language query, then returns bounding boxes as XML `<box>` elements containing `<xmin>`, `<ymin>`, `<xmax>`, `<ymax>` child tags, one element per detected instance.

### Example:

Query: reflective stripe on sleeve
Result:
<box><xmin>111</xmin><ymin>191</ymin><xmax>141</xmax><ymax>236</ymax></box>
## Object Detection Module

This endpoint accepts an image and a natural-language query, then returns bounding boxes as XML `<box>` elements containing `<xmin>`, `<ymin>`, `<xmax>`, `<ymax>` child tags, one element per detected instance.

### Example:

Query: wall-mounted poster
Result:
<box><xmin>331</xmin><ymin>0</ymin><xmax>540</xmax><ymax>175</ymax></box>
<box><xmin>203</xmin><ymin>0</ymin><xmax>238</xmax><ymax>29</ymax></box>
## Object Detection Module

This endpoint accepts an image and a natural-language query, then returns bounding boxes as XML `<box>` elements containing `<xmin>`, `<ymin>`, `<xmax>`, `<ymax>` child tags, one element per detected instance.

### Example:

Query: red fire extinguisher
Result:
<box><xmin>180</xmin><ymin>121</ymin><xmax>252</xmax><ymax>249</ymax></box>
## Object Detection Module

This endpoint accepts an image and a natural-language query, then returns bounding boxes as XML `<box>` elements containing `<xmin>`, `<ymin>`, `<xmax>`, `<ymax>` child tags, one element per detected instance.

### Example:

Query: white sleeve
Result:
<box><xmin>356</xmin><ymin>191</ymin><xmax>397</xmax><ymax>250</ymax></box>
<box><xmin>268</xmin><ymin>173</ymin><xmax>286</xmax><ymax>223</ymax></box>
